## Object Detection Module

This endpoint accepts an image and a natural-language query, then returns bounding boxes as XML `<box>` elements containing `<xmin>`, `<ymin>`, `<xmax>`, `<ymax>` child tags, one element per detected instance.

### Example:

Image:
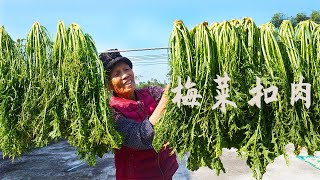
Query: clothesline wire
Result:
<box><xmin>101</xmin><ymin>47</ymin><xmax>171</xmax><ymax>53</ymax></box>
<box><xmin>98</xmin><ymin>47</ymin><xmax>171</xmax><ymax>64</ymax></box>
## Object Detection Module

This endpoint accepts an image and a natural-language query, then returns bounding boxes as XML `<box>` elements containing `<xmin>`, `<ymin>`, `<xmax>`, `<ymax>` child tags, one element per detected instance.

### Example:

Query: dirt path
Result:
<box><xmin>1</xmin><ymin>141</ymin><xmax>319</xmax><ymax>180</ymax></box>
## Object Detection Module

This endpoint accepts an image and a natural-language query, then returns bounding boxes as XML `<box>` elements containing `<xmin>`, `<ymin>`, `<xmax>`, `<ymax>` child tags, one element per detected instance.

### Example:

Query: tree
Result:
<box><xmin>310</xmin><ymin>10</ymin><xmax>320</xmax><ymax>24</ymax></box>
<box><xmin>270</xmin><ymin>11</ymin><xmax>320</xmax><ymax>28</ymax></box>
<box><xmin>271</xmin><ymin>13</ymin><xmax>288</xmax><ymax>28</ymax></box>
<box><xmin>291</xmin><ymin>12</ymin><xmax>309</xmax><ymax>27</ymax></box>
<box><xmin>137</xmin><ymin>78</ymin><xmax>166</xmax><ymax>88</ymax></box>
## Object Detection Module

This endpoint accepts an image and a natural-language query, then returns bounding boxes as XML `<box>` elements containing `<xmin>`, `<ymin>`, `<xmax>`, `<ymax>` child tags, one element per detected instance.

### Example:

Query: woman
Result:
<box><xmin>99</xmin><ymin>50</ymin><xmax>178</xmax><ymax>180</ymax></box>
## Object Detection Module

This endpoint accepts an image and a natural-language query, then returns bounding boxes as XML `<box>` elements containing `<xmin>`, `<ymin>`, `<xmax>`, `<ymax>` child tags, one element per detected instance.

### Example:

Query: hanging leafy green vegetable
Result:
<box><xmin>0</xmin><ymin>26</ymin><xmax>29</xmax><ymax>159</ymax></box>
<box><xmin>63</xmin><ymin>23</ymin><xmax>121</xmax><ymax>165</ymax></box>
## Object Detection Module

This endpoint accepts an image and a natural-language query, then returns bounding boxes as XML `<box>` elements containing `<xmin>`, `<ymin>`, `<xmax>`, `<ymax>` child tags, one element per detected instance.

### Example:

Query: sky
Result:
<box><xmin>1</xmin><ymin>0</ymin><xmax>320</xmax><ymax>83</ymax></box>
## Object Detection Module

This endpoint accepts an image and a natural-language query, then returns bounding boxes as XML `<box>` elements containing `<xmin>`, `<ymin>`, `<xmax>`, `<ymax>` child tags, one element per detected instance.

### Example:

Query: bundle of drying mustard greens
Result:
<box><xmin>0</xmin><ymin>21</ymin><xmax>122</xmax><ymax>165</ymax></box>
<box><xmin>1</xmin><ymin>18</ymin><xmax>320</xmax><ymax>179</ymax></box>
<box><xmin>153</xmin><ymin>18</ymin><xmax>320</xmax><ymax>179</ymax></box>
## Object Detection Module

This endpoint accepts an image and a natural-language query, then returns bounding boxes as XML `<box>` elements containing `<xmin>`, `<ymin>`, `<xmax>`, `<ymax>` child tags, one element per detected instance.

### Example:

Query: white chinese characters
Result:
<box><xmin>171</xmin><ymin>75</ymin><xmax>312</xmax><ymax>110</ymax></box>
<box><xmin>212</xmin><ymin>73</ymin><xmax>237</xmax><ymax>112</ymax></box>
<box><xmin>171</xmin><ymin>76</ymin><xmax>202</xmax><ymax>108</ymax></box>
<box><xmin>291</xmin><ymin>76</ymin><xmax>311</xmax><ymax>109</ymax></box>
<box><xmin>248</xmin><ymin>77</ymin><xmax>278</xmax><ymax>108</ymax></box>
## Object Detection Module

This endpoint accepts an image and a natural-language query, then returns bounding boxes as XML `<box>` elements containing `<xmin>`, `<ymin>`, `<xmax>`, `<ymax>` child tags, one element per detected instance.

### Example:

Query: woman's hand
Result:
<box><xmin>163</xmin><ymin>84</ymin><xmax>170</xmax><ymax>97</ymax></box>
<box><xmin>149</xmin><ymin>84</ymin><xmax>170</xmax><ymax>125</ymax></box>
<box><xmin>159</xmin><ymin>84</ymin><xmax>170</xmax><ymax>106</ymax></box>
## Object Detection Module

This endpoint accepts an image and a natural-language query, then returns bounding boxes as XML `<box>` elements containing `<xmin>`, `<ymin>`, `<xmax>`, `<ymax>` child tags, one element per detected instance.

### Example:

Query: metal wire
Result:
<box><xmin>102</xmin><ymin>47</ymin><xmax>171</xmax><ymax>53</ymax></box>
<box><xmin>127</xmin><ymin>54</ymin><xmax>168</xmax><ymax>61</ymax></box>
<box><xmin>99</xmin><ymin>47</ymin><xmax>171</xmax><ymax>66</ymax></box>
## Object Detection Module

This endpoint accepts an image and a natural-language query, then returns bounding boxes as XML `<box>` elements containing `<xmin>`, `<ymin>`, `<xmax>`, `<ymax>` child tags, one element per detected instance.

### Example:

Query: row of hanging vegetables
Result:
<box><xmin>0</xmin><ymin>18</ymin><xmax>320</xmax><ymax>179</ymax></box>
<box><xmin>153</xmin><ymin>18</ymin><xmax>320</xmax><ymax>179</ymax></box>
<box><xmin>0</xmin><ymin>21</ymin><xmax>122</xmax><ymax>165</ymax></box>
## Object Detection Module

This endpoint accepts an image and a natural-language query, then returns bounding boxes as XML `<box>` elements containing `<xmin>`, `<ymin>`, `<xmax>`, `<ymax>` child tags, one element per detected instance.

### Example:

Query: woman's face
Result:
<box><xmin>109</xmin><ymin>62</ymin><xmax>136</xmax><ymax>100</ymax></box>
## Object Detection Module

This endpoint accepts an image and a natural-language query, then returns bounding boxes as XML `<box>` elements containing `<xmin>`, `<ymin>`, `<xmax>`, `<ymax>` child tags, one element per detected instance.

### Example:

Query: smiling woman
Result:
<box><xmin>99</xmin><ymin>50</ymin><xmax>178</xmax><ymax>180</ymax></box>
<box><xmin>109</xmin><ymin>61</ymin><xmax>136</xmax><ymax>100</ymax></box>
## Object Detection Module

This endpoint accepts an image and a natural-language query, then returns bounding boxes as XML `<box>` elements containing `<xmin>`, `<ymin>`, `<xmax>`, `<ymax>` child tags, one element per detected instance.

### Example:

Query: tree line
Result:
<box><xmin>271</xmin><ymin>10</ymin><xmax>320</xmax><ymax>28</ymax></box>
